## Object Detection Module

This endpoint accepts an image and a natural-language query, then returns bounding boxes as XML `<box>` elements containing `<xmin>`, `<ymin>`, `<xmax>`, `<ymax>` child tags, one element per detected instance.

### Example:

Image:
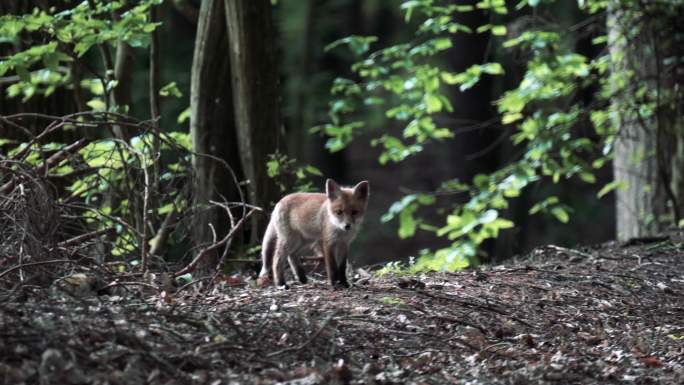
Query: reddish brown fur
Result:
<box><xmin>258</xmin><ymin>179</ymin><xmax>369</xmax><ymax>288</ymax></box>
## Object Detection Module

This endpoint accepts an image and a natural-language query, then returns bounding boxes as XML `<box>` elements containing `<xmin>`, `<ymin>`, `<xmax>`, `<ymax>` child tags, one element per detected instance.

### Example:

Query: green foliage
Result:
<box><xmin>266</xmin><ymin>152</ymin><xmax>323</xmax><ymax>193</ymax></box>
<box><xmin>321</xmin><ymin>2</ymin><xmax>502</xmax><ymax>166</ymax></box>
<box><xmin>321</xmin><ymin>0</ymin><xmax>679</xmax><ymax>271</ymax></box>
<box><xmin>159</xmin><ymin>82</ymin><xmax>183</xmax><ymax>98</ymax></box>
<box><xmin>381</xmin><ymin>194</ymin><xmax>436</xmax><ymax>239</ymax></box>
<box><xmin>0</xmin><ymin>0</ymin><xmax>162</xmax><ymax>107</ymax></box>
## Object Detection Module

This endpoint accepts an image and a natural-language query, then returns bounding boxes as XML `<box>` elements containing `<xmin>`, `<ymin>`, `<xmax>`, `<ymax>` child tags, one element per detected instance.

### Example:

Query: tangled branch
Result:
<box><xmin>0</xmin><ymin>112</ymin><xmax>257</xmax><ymax>292</ymax></box>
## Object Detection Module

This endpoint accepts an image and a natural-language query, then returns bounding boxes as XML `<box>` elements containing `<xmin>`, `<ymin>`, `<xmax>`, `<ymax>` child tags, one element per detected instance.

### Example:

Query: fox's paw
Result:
<box><xmin>256</xmin><ymin>275</ymin><xmax>272</xmax><ymax>288</ymax></box>
<box><xmin>276</xmin><ymin>283</ymin><xmax>290</xmax><ymax>290</ymax></box>
<box><xmin>328</xmin><ymin>281</ymin><xmax>351</xmax><ymax>290</ymax></box>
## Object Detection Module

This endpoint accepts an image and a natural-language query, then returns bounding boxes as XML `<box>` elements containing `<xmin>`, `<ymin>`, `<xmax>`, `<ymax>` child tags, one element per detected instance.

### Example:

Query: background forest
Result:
<box><xmin>1</xmin><ymin>0</ymin><xmax>683</xmax><ymax>279</ymax></box>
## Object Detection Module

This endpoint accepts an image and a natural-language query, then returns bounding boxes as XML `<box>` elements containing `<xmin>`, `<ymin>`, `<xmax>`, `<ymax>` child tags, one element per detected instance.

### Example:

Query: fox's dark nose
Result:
<box><xmin>344</xmin><ymin>224</ymin><xmax>351</xmax><ymax>231</ymax></box>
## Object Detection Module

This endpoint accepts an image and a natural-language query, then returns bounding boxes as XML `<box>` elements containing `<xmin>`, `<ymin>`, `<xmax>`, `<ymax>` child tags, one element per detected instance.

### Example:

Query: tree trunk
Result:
<box><xmin>446</xmin><ymin>1</ymin><xmax>497</xmax><ymax>183</ymax></box>
<box><xmin>190</xmin><ymin>0</ymin><xmax>243</xmax><ymax>276</ymax></box>
<box><xmin>224</xmin><ymin>0</ymin><xmax>282</xmax><ymax>241</ymax></box>
<box><xmin>609</xmin><ymin>1</ymin><xmax>684</xmax><ymax>240</ymax></box>
<box><xmin>308</xmin><ymin>1</ymin><xmax>365</xmax><ymax>183</ymax></box>
<box><xmin>288</xmin><ymin>0</ymin><xmax>317</xmax><ymax>160</ymax></box>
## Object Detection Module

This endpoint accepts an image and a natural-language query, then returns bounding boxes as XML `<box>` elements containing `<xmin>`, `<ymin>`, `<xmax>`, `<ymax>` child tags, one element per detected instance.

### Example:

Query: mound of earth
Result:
<box><xmin>1</xmin><ymin>240</ymin><xmax>683</xmax><ymax>384</ymax></box>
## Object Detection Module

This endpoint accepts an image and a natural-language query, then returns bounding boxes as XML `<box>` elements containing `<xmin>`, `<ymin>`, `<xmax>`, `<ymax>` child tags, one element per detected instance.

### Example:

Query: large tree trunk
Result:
<box><xmin>224</xmin><ymin>0</ymin><xmax>282</xmax><ymax>241</ymax></box>
<box><xmin>190</xmin><ymin>0</ymin><xmax>243</xmax><ymax>276</ymax></box>
<box><xmin>609</xmin><ymin>1</ymin><xmax>684</xmax><ymax>240</ymax></box>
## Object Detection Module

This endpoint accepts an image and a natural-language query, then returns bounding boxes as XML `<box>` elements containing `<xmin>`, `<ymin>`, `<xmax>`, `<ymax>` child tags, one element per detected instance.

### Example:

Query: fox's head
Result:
<box><xmin>326</xmin><ymin>179</ymin><xmax>370</xmax><ymax>232</ymax></box>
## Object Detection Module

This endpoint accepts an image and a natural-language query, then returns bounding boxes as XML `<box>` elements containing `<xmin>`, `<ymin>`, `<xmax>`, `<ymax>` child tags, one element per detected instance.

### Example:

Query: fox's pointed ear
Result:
<box><xmin>326</xmin><ymin>179</ymin><xmax>340</xmax><ymax>200</ymax></box>
<box><xmin>353</xmin><ymin>180</ymin><xmax>370</xmax><ymax>200</ymax></box>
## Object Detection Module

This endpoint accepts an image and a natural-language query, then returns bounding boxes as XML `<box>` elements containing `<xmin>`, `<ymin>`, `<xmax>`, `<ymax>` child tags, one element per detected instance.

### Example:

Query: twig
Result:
<box><xmin>56</xmin><ymin>227</ymin><xmax>116</xmax><ymax>248</ymax></box>
<box><xmin>1</xmin><ymin>138</ymin><xmax>89</xmax><ymax>194</ymax></box>
<box><xmin>140</xmin><ymin>152</ymin><xmax>151</xmax><ymax>275</ymax></box>
<box><xmin>149</xmin><ymin>202</ymin><xmax>180</xmax><ymax>256</ymax></box>
<box><xmin>209</xmin><ymin>199</ymin><xmax>237</xmax><ymax>284</ymax></box>
<box><xmin>173</xmin><ymin>208</ymin><xmax>259</xmax><ymax>278</ymax></box>
<box><xmin>266</xmin><ymin>311</ymin><xmax>338</xmax><ymax>357</ymax></box>
<box><xmin>176</xmin><ymin>277</ymin><xmax>211</xmax><ymax>293</ymax></box>
<box><xmin>98</xmin><ymin>281</ymin><xmax>160</xmax><ymax>292</ymax></box>
<box><xmin>0</xmin><ymin>260</ymin><xmax>76</xmax><ymax>280</ymax></box>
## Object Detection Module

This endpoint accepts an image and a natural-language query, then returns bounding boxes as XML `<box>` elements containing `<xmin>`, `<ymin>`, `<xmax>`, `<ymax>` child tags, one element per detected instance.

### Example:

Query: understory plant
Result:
<box><xmin>320</xmin><ymin>0</ymin><xmax>684</xmax><ymax>271</ymax></box>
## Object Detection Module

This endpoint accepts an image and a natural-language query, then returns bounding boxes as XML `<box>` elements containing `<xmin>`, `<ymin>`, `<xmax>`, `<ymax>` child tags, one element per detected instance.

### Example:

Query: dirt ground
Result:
<box><xmin>1</xmin><ymin>240</ymin><xmax>683</xmax><ymax>385</ymax></box>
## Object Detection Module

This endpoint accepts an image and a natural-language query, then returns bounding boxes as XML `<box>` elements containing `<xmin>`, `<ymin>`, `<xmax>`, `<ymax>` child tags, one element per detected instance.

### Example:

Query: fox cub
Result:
<box><xmin>258</xmin><ymin>179</ymin><xmax>370</xmax><ymax>289</ymax></box>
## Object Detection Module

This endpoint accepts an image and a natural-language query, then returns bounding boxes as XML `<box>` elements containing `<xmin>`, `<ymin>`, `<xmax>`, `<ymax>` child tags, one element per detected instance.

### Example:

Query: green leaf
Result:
<box><xmin>578</xmin><ymin>172</ymin><xmax>596</xmax><ymax>184</ymax></box>
<box><xmin>432</xmin><ymin>38</ymin><xmax>452</xmax><ymax>51</ymax></box>
<box><xmin>491</xmin><ymin>25</ymin><xmax>507</xmax><ymax>36</ymax></box>
<box><xmin>87</xmin><ymin>98</ymin><xmax>106</xmax><ymax>111</ymax></box>
<box><xmin>325</xmin><ymin>35</ymin><xmax>378</xmax><ymax>55</ymax></box>
<box><xmin>177</xmin><ymin>106</ymin><xmax>191</xmax><ymax>124</ymax></box>
<box><xmin>158</xmin><ymin>203</ymin><xmax>175</xmax><ymax>215</ymax></box>
<box><xmin>441</xmin><ymin>72</ymin><xmax>460</xmax><ymax>85</ymax></box>
<box><xmin>159</xmin><ymin>81</ymin><xmax>182</xmax><ymax>98</ymax></box>
<box><xmin>551</xmin><ymin>207</ymin><xmax>569</xmax><ymax>223</ymax></box>
<box><xmin>304</xmin><ymin>165</ymin><xmax>323</xmax><ymax>176</ymax></box>
<box><xmin>424</xmin><ymin>94</ymin><xmax>442</xmax><ymax>113</ymax></box>
<box><xmin>502</xmin><ymin>112</ymin><xmax>523</xmax><ymax>124</ymax></box>
<box><xmin>597</xmin><ymin>180</ymin><xmax>624</xmax><ymax>198</ymax></box>
<box><xmin>481</xmin><ymin>63</ymin><xmax>504</xmax><ymax>75</ymax></box>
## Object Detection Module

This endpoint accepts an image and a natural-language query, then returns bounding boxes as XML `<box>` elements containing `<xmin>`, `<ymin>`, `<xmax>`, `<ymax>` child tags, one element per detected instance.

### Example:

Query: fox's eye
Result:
<box><xmin>336</xmin><ymin>209</ymin><xmax>343</xmax><ymax>216</ymax></box>
<box><xmin>351</xmin><ymin>210</ymin><xmax>359</xmax><ymax>216</ymax></box>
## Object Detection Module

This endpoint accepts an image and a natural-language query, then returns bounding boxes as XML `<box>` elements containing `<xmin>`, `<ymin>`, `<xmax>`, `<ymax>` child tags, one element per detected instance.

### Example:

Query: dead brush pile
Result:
<box><xmin>0</xmin><ymin>141</ymin><xmax>100</xmax><ymax>288</ymax></box>
<box><xmin>0</xmin><ymin>112</ymin><xmax>254</xmax><ymax>294</ymax></box>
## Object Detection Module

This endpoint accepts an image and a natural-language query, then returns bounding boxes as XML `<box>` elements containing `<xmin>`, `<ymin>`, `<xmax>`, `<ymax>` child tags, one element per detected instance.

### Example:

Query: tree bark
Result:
<box><xmin>609</xmin><ymin>1</ymin><xmax>684</xmax><ymax>240</ymax></box>
<box><xmin>288</xmin><ymin>0</ymin><xmax>317</xmax><ymax>159</ymax></box>
<box><xmin>224</xmin><ymin>0</ymin><xmax>282</xmax><ymax>241</ymax></box>
<box><xmin>190</xmin><ymin>0</ymin><xmax>243</xmax><ymax>276</ymax></box>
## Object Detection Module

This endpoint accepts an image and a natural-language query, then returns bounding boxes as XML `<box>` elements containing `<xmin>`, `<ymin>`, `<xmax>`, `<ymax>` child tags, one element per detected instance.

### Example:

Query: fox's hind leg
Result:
<box><xmin>257</xmin><ymin>220</ymin><xmax>277</xmax><ymax>287</ymax></box>
<box><xmin>273</xmin><ymin>237</ymin><xmax>302</xmax><ymax>289</ymax></box>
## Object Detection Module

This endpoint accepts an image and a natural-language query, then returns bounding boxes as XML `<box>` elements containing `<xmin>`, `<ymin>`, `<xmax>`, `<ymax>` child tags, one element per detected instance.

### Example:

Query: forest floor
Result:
<box><xmin>1</xmin><ymin>239</ymin><xmax>683</xmax><ymax>385</ymax></box>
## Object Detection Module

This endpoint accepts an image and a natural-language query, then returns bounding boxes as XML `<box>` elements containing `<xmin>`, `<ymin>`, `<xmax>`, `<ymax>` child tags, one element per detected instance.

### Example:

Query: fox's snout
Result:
<box><xmin>329</xmin><ymin>213</ymin><xmax>357</xmax><ymax>232</ymax></box>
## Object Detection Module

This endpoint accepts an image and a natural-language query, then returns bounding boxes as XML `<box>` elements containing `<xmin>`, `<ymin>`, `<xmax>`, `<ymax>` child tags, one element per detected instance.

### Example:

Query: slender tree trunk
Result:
<box><xmin>288</xmin><ymin>0</ymin><xmax>317</xmax><ymax>160</ymax></box>
<box><xmin>447</xmin><ymin>1</ymin><xmax>496</xmax><ymax>182</ymax></box>
<box><xmin>112</xmin><ymin>42</ymin><xmax>133</xmax><ymax>111</ymax></box>
<box><xmin>190</xmin><ymin>0</ymin><xmax>242</xmax><ymax>276</ymax></box>
<box><xmin>109</xmin><ymin>5</ymin><xmax>135</xmax><ymax>139</ymax></box>
<box><xmin>609</xmin><ymin>1</ymin><xmax>684</xmax><ymax>240</ymax></box>
<box><xmin>224</xmin><ymin>0</ymin><xmax>282</xmax><ymax>241</ymax></box>
<box><xmin>309</xmin><ymin>1</ymin><xmax>364</xmax><ymax>182</ymax></box>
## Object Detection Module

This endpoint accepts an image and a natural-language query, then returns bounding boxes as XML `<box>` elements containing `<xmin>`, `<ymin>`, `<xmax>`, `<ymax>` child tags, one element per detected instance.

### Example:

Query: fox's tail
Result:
<box><xmin>257</xmin><ymin>219</ymin><xmax>277</xmax><ymax>286</ymax></box>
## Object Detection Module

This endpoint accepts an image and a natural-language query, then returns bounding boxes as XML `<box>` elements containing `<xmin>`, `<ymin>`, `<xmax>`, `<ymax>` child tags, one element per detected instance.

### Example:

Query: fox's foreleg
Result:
<box><xmin>322</xmin><ymin>241</ymin><xmax>350</xmax><ymax>288</ymax></box>
<box><xmin>334</xmin><ymin>243</ymin><xmax>350</xmax><ymax>288</ymax></box>
<box><xmin>288</xmin><ymin>255</ymin><xmax>307</xmax><ymax>284</ymax></box>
